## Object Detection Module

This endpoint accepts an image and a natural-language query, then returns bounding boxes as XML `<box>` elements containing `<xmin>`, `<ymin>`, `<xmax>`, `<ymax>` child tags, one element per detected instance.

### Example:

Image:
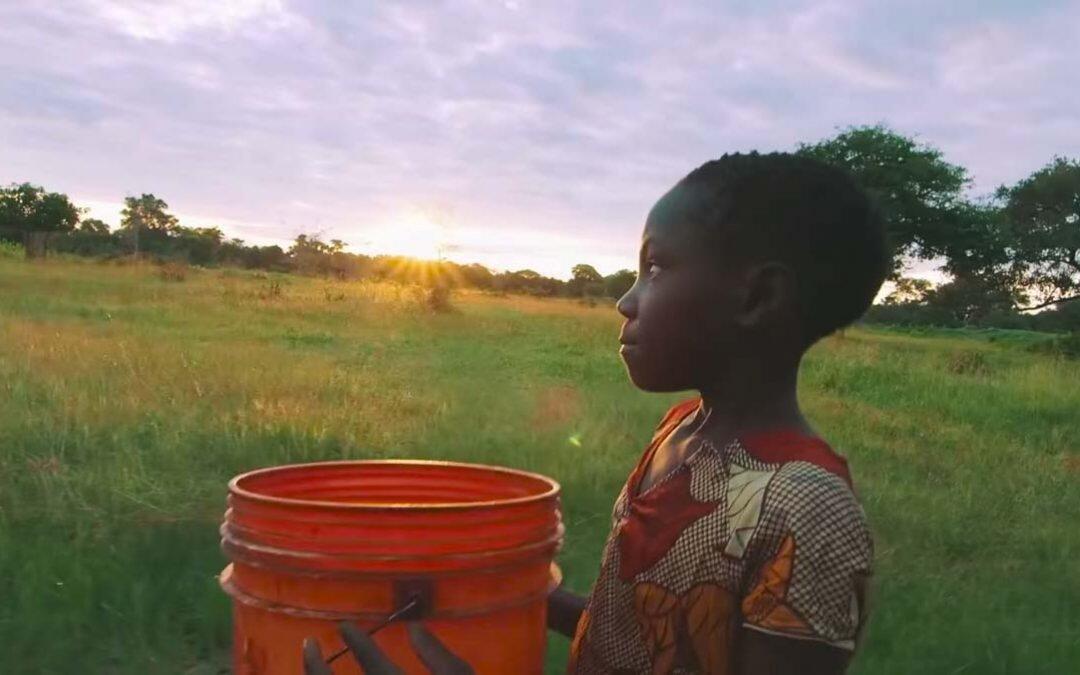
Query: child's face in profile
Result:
<box><xmin>616</xmin><ymin>189</ymin><xmax>748</xmax><ymax>393</ymax></box>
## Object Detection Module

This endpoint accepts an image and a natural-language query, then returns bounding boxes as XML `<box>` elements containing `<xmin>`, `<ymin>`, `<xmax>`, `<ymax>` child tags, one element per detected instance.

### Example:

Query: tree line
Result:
<box><xmin>2</xmin><ymin>124</ymin><xmax>1078</xmax><ymax>330</ymax></box>
<box><xmin>0</xmin><ymin>190</ymin><xmax>638</xmax><ymax>300</ymax></box>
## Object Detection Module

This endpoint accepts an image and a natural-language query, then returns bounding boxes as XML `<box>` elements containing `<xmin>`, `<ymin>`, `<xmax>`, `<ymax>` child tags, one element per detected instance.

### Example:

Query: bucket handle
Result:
<box><xmin>325</xmin><ymin>578</ymin><xmax>433</xmax><ymax>665</ymax></box>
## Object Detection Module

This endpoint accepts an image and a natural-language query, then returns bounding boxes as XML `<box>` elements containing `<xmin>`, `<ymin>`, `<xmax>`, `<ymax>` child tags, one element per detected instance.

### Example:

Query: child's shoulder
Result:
<box><xmin>653</xmin><ymin>398</ymin><xmax>855</xmax><ymax>487</ymax></box>
<box><xmin>738</xmin><ymin>429</ymin><xmax>853</xmax><ymax>488</ymax></box>
<box><xmin>738</xmin><ymin>434</ymin><xmax>870</xmax><ymax>553</ymax></box>
<box><xmin>764</xmin><ymin>459</ymin><xmax>866</xmax><ymax>526</ymax></box>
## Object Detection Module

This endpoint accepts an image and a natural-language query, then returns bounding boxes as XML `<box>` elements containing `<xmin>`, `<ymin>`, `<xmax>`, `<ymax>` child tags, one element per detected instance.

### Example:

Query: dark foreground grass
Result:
<box><xmin>1</xmin><ymin>256</ymin><xmax>1078</xmax><ymax>673</ymax></box>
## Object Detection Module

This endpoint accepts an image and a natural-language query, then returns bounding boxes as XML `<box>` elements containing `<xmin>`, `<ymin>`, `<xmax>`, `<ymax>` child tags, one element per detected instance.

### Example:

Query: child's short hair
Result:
<box><xmin>668</xmin><ymin>152</ymin><xmax>890</xmax><ymax>346</ymax></box>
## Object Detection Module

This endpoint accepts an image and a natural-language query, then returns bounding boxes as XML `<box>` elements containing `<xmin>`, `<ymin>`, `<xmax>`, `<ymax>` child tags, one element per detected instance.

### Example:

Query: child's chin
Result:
<box><xmin>624</xmin><ymin>367</ymin><xmax>689</xmax><ymax>393</ymax></box>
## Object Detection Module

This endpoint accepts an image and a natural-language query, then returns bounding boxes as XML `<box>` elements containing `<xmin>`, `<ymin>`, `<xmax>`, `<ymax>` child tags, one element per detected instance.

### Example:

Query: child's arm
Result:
<box><xmin>736</xmin><ymin>469</ymin><xmax>872</xmax><ymax>675</ymax></box>
<box><xmin>546</xmin><ymin>586</ymin><xmax>587</xmax><ymax>638</ymax></box>
<box><xmin>737</xmin><ymin>630</ymin><xmax>851</xmax><ymax>675</ymax></box>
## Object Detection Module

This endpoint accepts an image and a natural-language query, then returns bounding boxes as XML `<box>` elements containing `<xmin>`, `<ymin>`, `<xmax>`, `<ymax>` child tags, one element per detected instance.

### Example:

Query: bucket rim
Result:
<box><xmin>228</xmin><ymin>459</ymin><xmax>561</xmax><ymax>511</ymax></box>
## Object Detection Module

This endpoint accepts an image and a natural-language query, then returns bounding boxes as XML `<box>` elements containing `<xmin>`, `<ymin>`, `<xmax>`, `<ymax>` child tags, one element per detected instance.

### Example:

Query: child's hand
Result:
<box><xmin>302</xmin><ymin>621</ymin><xmax>474</xmax><ymax>675</ymax></box>
<box><xmin>547</xmin><ymin>585</ymin><xmax>588</xmax><ymax>638</ymax></box>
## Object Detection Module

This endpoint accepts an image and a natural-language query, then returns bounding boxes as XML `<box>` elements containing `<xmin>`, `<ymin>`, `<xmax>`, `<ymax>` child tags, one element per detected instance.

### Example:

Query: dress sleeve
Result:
<box><xmin>739</xmin><ymin>466</ymin><xmax>873</xmax><ymax>651</ymax></box>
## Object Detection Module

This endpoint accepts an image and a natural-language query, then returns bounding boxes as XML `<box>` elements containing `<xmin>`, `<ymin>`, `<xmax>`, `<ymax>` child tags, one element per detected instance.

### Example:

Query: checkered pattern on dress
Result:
<box><xmin>738</xmin><ymin>457</ymin><xmax>872</xmax><ymax>646</ymax></box>
<box><xmin>568</xmin><ymin>415</ymin><xmax>873</xmax><ymax>674</ymax></box>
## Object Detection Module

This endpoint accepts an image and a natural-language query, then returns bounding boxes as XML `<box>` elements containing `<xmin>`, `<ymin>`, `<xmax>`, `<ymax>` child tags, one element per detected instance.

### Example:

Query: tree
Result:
<box><xmin>174</xmin><ymin>226</ymin><xmax>224</xmax><ymax>266</ymax></box>
<box><xmin>603</xmin><ymin>269</ymin><xmax>636</xmax><ymax>299</ymax></box>
<box><xmin>936</xmin><ymin>202</ymin><xmax>1022</xmax><ymax>291</ymax></box>
<box><xmin>119</xmin><ymin>194</ymin><xmax>178</xmax><ymax>258</ymax></box>
<box><xmin>797</xmin><ymin>125</ymin><xmax>969</xmax><ymax>275</ymax></box>
<box><xmin>571</xmin><ymin>263</ymin><xmax>602</xmax><ymax>283</ymax></box>
<box><xmin>1030</xmin><ymin>297</ymin><xmax>1080</xmax><ymax>332</ymax></box>
<box><xmin>494</xmin><ymin>269</ymin><xmax>564</xmax><ymax>296</ymax></box>
<box><xmin>460</xmin><ymin>263</ymin><xmax>494</xmax><ymax>290</ymax></box>
<box><xmin>289</xmin><ymin>233</ymin><xmax>335</xmax><ymax>256</ymax></box>
<box><xmin>223</xmin><ymin>242</ymin><xmax>289</xmax><ymax>272</ymax></box>
<box><xmin>883</xmin><ymin>277</ymin><xmax>932</xmax><ymax>305</ymax></box>
<box><xmin>288</xmin><ymin>233</ymin><xmax>359</xmax><ymax>277</ymax></box>
<box><xmin>290</xmin><ymin>233</ymin><xmax>330</xmax><ymax>275</ymax></box>
<box><xmin>54</xmin><ymin>216</ymin><xmax>121</xmax><ymax>258</ymax></box>
<box><xmin>997</xmin><ymin>157</ymin><xmax>1080</xmax><ymax>310</ymax></box>
<box><xmin>923</xmin><ymin>276</ymin><xmax>1015</xmax><ymax>325</ymax></box>
<box><xmin>568</xmin><ymin>263</ymin><xmax>604</xmax><ymax>297</ymax></box>
<box><xmin>120</xmin><ymin>194</ymin><xmax>178</xmax><ymax>234</ymax></box>
<box><xmin>0</xmin><ymin>183</ymin><xmax>81</xmax><ymax>258</ymax></box>
<box><xmin>78</xmin><ymin>218</ymin><xmax>111</xmax><ymax>235</ymax></box>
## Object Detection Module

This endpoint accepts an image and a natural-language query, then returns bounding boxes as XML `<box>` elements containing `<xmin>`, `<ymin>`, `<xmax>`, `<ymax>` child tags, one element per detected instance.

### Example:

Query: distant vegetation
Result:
<box><xmin>0</xmin><ymin>191</ymin><xmax>638</xmax><ymax>302</ymax></box>
<box><xmin>3</xmin><ymin>124</ymin><xmax>1079</xmax><ymax>331</ymax></box>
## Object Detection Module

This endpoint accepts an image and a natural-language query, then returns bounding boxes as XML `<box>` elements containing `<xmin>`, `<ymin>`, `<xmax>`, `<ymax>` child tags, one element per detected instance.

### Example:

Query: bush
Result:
<box><xmin>1028</xmin><ymin>332</ymin><xmax>1080</xmax><ymax>360</ymax></box>
<box><xmin>52</xmin><ymin>231</ymin><xmax>124</xmax><ymax>258</ymax></box>
<box><xmin>947</xmin><ymin>350</ymin><xmax>991</xmax><ymax>376</ymax></box>
<box><xmin>863</xmin><ymin>303</ymin><xmax>962</xmax><ymax>328</ymax></box>
<box><xmin>157</xmin><ymin>261</ymin><xmax>188</xmax><ymax>282</ymax></box>
<box><xmin>259</xmin><ymin>279</ymin><xmax>283</xmax><ymax>300</ymax></box>
<box><xmin>976</xmin><ymin>309</ymin><xmax>1033</xmax><ymax>330</ymax></box>
<box><xmin>323</xmin><ymin>287</ymin><xmax>346</xmax><ymax>302</ymax></box>
<box><xmin>0</xmin><ymin>241</ymin><xmax>23</xmax><ymax>258</ymax></box>
<box><xmin>1029</xmin><ymin>301</ymin><xmax>1080</xmax><ymax>333</ymax></box>
<box><xmin>425</xmin><ymin>284</ymin><xmax>453</xmax><ymax>313</ymax></box>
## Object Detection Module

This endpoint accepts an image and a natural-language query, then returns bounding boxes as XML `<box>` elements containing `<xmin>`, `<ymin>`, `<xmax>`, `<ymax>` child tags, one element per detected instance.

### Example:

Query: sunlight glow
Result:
<box><xmin>358</xmin><ymin>210</ymin><xmax>467</xmax><ymax>287</ymax></box>
<box><xmin>364</xmin><ymin>212</ymin><xmax>455</xmax><ymax>262</ymax></box>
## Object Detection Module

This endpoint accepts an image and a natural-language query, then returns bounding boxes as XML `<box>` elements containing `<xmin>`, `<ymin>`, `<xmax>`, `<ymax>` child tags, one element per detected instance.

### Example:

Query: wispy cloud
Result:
<box><xmin>88</xmin><ymin>0</ymin><xmax>298</xmax><ymax>42</ymax></box>
<box><xmin>2</xmin><ymin>1</ymin><xmax>1078</xmax><ymax>277</ymax></box>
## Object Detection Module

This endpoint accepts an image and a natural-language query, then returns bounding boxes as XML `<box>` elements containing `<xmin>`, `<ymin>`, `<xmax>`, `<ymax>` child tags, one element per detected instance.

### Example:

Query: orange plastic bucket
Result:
<box><xmin>219</xmin><ymin>460</ymin><xmax>564</xmax><ymax>674</ymax></box>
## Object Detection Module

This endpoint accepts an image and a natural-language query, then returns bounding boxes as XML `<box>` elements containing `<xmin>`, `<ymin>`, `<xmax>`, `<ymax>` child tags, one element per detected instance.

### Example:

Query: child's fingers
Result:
<box><xmin>338</xmin><ymin>622</ymin><xmax>405</xmax><ymax>675</ymax></box>
<box><xmin>301</xmin><ymin>638</ymin><xmax>333</xmax><ymax>675</ymax></box>
<box><xmin>405</xmin><ymin>622</ymin><xmax>475</xmax><ymax>675</ymax></box>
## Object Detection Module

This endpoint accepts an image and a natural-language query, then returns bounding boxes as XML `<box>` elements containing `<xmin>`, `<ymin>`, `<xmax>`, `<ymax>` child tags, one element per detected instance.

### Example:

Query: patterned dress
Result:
<box><xmin>567</xmin><ymin>399</ymin><xmax>873</xmax><ymax>674</ymax></box>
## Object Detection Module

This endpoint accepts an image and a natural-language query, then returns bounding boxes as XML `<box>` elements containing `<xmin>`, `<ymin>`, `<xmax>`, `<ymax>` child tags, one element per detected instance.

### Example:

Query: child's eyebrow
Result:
<box><xmin>643</xmin><ymin>237</ymin><xmax>671</xmax><ymax>260</ymax></box>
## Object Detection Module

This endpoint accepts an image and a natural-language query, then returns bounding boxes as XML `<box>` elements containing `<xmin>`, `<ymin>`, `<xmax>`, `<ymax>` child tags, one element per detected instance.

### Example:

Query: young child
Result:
<box><xmin>306</xmin><ymin>153</ymin><xmax>887</xmax><ymax>674</ymax></box>
<box><xmin>548</xmin><ymin>152</ymin><xmax>886</xmax><ymax>674</ymax></box>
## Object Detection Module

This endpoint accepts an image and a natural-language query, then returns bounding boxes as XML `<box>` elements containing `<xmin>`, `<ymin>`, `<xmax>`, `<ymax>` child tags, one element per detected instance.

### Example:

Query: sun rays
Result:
<box><xmin>381</xmin><ymin>255</ymin><xmax>465</xmax><ymax>288</ymax></box>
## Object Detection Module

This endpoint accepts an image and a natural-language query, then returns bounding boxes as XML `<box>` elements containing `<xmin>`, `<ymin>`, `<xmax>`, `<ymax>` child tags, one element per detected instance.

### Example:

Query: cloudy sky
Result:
<box><xmin>2</xmin><ymin>1</ymin><xmax>1079</xmax><ymax>278</ymax></box>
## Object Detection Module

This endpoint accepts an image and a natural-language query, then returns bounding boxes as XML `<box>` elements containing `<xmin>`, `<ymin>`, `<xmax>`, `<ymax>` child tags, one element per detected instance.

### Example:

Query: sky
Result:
<box><xmin>2</xmin><ymin>1</ymin><xmax>1079</xmax><ymax>279</ymax></box>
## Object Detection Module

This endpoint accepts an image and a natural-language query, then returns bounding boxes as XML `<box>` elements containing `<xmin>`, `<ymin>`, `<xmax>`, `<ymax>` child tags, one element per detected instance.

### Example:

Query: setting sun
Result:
<box><xmin>363</xmin><ymin>213</ymin><xmax>454</xmax><ymax>262</ymax></box>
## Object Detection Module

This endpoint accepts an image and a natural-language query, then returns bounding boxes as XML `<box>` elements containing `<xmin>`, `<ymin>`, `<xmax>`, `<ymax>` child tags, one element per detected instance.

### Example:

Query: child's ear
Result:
<box><xmin>735</xmin><ymin>262</ymin><xmax>797</xmax><ymax>328</ymax></box>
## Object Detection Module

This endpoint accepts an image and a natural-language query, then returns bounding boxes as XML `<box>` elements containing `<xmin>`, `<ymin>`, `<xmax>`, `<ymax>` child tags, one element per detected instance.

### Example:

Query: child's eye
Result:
<box><xmin>646</xmin><ymin>262</ymin><xmax>663</xmax><ymax>278</ymax></box>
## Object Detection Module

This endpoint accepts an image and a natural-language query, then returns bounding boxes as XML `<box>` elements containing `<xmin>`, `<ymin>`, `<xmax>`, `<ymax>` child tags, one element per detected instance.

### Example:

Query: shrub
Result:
<box><xmin>0</xmin><ymin>241</ymin><xmax>23</xmax><ymax>258</ymax></box>
<box><xmin>323</xmin><ymin>287</ymin><xmax>346</xmax><ymax>302</ymax></box>
<box><xmin>947</xmin><ymin>350</ymin><xmax>991</xmax><ymax>376</ymax></box>
<box><xmin>1028</xmin><ymin>332</ymin><xmax>1080</xmax><ymax>360</ymax></box>
<box><xmin>425</xmin><ymin>284</ymin><xmax>453</xmax><ymax>313</ymax></box>
<box><xmin>259</xmin><ymin>279</ymin><xmax>283</xmax><ymax>300</ymax></box>
<box><xmin>157</xmin><ymin>261</ymin><xmax>188</xmax><ymax>282</ymax></box>
<box><xmin>863</xmin><ymin>303</ymin><xmax>962</xmax><ymax>328</ymax></box>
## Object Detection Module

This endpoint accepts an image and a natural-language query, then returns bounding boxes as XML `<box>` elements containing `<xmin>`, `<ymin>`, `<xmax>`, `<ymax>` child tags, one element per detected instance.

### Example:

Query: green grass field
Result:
<box><xmin>1</xmin><ymin>254</ymin><xmax>1078</xmax><ymax>674</ymax></box>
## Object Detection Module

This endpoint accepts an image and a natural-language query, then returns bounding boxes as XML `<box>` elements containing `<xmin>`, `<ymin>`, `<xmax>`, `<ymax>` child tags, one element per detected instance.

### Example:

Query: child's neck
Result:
<box><xmin>695</xmin><ymin>355</ymin><xmax>811</xmax><ymax>444</ymax></box>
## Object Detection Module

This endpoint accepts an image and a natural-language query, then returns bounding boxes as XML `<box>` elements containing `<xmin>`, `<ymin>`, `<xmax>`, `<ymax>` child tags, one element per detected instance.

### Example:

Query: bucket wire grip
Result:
<box><xmin>325</xmin><ymin>578</ymin><xmax>433</xmax><ymax>665</ymax></box>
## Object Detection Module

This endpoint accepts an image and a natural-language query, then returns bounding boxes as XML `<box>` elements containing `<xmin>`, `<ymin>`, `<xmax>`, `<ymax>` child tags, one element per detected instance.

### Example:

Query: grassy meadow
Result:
<box><xmin>1</xmin><ymin>252</ymin><xmax>1078</xmax><ymax>674</ymax></box>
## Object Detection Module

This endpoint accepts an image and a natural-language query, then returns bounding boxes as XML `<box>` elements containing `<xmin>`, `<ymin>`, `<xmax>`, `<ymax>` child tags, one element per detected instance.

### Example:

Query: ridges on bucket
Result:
<box><xmin>220</xmin><ymin>460</ymin><xmax>564</xmax><ymax>674</ymax></box>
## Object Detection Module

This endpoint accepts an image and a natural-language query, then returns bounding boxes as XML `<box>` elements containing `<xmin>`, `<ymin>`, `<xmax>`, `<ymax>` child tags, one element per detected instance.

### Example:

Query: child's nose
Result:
<box><xmin>616</xmin><ymin>287</ymin><xmax>637</xmax><ymax>319</ymax></box>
